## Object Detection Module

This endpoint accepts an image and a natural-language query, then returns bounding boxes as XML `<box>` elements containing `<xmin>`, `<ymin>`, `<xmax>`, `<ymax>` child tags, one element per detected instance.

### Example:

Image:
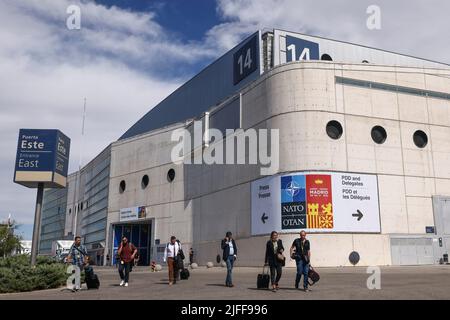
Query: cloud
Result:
<box><xmin>214</xmin><ymin>0</ymin><xmax>450</xmax><ymax>64</ymax></box>
<box><xmin>0</xmin><ymin>0</ymin><xmax>209</xmax><ymax>225</ymax></box>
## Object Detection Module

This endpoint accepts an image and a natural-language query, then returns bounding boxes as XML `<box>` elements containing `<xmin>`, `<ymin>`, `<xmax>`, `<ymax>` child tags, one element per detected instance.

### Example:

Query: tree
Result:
<box><xmin>0</xmin><ymin>224</ymin><xmax>22</xmax><ymax>258</ymax></box>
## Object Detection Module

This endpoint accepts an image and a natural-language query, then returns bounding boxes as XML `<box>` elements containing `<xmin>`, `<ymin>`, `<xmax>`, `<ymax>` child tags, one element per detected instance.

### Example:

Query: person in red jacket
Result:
<box><xmin>117</xmin><ymin>236</ymin><xmax>137</xmax><ymax>287</ymax></box>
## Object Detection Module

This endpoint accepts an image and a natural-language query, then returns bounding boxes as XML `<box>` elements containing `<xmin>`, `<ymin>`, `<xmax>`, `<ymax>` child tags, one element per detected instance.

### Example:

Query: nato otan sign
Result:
<box><xmin>14</xmin><ymin>129</ymin><xmax>70</xmax><ymax>188</ymax></box>
<box><xmin>251</xmin><ymin>171</ymin><xmax>381</xmax><ymax>235</ymax></box>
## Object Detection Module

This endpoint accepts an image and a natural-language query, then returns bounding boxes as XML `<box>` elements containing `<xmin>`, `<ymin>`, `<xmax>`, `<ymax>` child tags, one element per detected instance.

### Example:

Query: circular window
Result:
<box><xmin>326</xmin><ymin>120</ymin><xmax>343</xmax><ymax>140</ymax></box>
<box><xmin>413</xmin><ymin>130</ymin><xmax>428</xmax><ymax>148</ymax></box>
<box><xmin>167</xmin><ymin>169</ymin><xmax>175</xmax><ymax>182</ymax></box>
<box><xmin>362</xmin><ymin>60</ymin><xmax>369</xmax><ymax>63</ymax></box>
<box><xmin>119</xmin><ymin>180</ymin><xmax>126</xmax><ymax>193</ymax></box>
<box><xmin>371</xmin><ymin>126</ymin><xmax>387</xmax><ymax>144</ymax></box>
<box><xmin>349</xmin><ymin>251</ymin><xmax>360</xmax><ymax>265</ymax></box>
<box><xmin>141</xmin><ymin>175</ymin><xmax>149</xmax><ymax>189</ymax></box>
<box><xmin>321</xmin><ymin>53</ymin><xmax>333</xmax><ymax>61</ymax></box>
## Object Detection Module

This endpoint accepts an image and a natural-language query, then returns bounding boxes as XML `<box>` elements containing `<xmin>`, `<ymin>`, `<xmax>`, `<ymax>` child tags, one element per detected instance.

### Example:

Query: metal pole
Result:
<box><xmin>30</xmin><ymin>182</ymin><xmax>44</xmax><ymax>266</ymax></box>
<box><xmin>73</xmin><ymin>98</ymin><xmax>86</xmax><ymax>237</ymax></box>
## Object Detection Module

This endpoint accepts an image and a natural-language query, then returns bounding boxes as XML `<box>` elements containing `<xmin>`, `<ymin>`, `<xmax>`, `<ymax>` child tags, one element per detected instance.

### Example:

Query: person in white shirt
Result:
<box><xmin>163</xmin><ymin>236</ymin><xmax>182</xmax><ymax>285</ymax></box>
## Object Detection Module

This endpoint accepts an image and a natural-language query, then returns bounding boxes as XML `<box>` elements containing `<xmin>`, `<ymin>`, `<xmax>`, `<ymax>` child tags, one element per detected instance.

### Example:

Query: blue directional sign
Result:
<box><xmin>14</xmin><ymin>129</ymin><xmax>70</xmax><ymax>188</ymax></box>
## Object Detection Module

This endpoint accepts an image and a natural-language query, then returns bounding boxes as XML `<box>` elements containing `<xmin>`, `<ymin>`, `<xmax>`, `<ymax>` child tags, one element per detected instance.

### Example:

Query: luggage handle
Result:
<box><xmin>262</xmin><ymin>264</ymin><xmax>270</xmax><ymax>275</ymax></box>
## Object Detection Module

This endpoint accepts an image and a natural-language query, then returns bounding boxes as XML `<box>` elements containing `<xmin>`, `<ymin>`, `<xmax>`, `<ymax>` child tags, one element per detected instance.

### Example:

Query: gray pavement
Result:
<box><xmin>1</xmin><ymin>265</ymin><xmax>450</xmax><ymax>300</ymax></box>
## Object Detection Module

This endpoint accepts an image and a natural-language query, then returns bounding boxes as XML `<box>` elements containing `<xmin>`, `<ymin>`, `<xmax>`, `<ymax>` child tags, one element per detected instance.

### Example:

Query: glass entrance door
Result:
<box><xmin>113</xmin><ymin>223</ymin><xmax>151</xmax><ymax>266</ymax></box>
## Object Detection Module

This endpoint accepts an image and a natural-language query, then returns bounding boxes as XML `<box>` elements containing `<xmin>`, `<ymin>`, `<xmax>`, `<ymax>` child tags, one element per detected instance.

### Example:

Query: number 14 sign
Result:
<box><xmin>233</xmin><ymin>34</ymin><xmax>258</xmax><ymax>85</ymax></box>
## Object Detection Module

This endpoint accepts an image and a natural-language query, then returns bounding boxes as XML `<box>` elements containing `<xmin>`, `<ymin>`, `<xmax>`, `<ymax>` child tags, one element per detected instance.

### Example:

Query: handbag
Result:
<box><xmin>176</xmin><ymin>240</ymin><xmax>185</xmax><ymax>260</ymax></box>
<box><xmin>276</xmin><ymin>252</ymin><xmax>285</xmax><ymax>262</ymax></box>
<box><xmin>277</xmin><ymin>252</ymin><xmax>286</xmax><ymax>267</ymax></box>
<box><xmin>308</xmin><ymin>265</ymin><xmax>320</xmax><ymax>285</ymax></box>
<box><xmin>290</xmin><ymin>247</ymin><xmax>296</xmax><ymax>260</ymax></box>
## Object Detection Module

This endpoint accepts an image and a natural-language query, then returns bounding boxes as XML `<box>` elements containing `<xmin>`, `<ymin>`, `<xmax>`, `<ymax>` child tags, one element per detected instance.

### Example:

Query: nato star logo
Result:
<box><xmin>285</xmin><ymin>181</ymin><xmax>301</xmax><ymax>197</ymax></box>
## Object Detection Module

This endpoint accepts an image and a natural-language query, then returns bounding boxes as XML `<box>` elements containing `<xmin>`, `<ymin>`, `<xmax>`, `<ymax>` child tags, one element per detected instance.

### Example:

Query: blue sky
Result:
<box><xmin>1</xmin><ymin>0</ymin><xmax>450</xmax><ymax>240</ymax></box>
<box><xmin>95</xmin><ymin>0</ymin><xmax>220</xmax><ymax>40</ymax></box>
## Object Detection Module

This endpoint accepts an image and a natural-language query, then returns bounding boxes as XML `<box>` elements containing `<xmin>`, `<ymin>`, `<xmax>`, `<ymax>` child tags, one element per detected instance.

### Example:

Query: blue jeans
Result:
<box><xmin>225</xmin><ymin>256</ymin><xmax>234</xmax><ymax>286</ymax></box>
<box><xmin>295</xmin><ymin>259</ymin><xmax>310</xmax><ymax>288</ymax></box>
<box><xmin>118</xmin><ymin>261</ymin><xmax>131</xmax><ymax>283</ymax></box>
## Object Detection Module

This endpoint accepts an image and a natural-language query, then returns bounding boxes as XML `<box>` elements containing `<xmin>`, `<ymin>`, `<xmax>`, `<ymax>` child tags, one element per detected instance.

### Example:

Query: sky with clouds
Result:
<box><xmin>1</xmin><ymin>0</ymin><xmax>449</xmax><ymax>238</ymax></box>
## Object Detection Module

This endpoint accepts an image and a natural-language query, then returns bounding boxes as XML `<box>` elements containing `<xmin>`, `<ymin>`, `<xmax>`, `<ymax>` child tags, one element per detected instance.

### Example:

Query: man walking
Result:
<box><xmin>221</xmin><ymin>231</ymin><xmax>237</xmax><ymax>287</ymax></box>
<box><xmin>290</xmin><ymin>230</ymin><xmax>311</xmax><ymax>291</ymax></box>
<box><xmin>164</xmin><ymin>236</ymin><xmax>183</xmax><ymax>285</ymax></box>
<box><xmin>117</xmin><ymin>236</ymin><xmax>137</xmax><ymax>287</ymax></box>
<box><xmin>67</xmin><ymin>236</ymin><xmax>87</xmax><ymax>291</ymax></box>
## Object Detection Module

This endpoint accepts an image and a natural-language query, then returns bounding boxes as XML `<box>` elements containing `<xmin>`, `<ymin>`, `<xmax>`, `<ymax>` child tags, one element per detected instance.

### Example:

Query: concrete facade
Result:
<box><xmin>40</xmin><ymin>30</ymin><xmax>450</xmax><ymax>267</ymax></box>
<box><xmin>106</xmin><ymin>61</ymin><xmax>450</xmax><ymax>267</ymax></box>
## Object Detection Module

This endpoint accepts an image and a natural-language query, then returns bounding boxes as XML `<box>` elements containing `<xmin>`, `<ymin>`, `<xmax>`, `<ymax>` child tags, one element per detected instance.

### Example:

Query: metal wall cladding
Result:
<box><xmin>274</xmin><ymin>29</ymin><xmax>449</xmax><ymax>69</ymax></box>
<box><xmin>390</xmin><ymin>238</ymin><xmax>434</xmax><ymax>265</ymax></box>
<box><xmin>120</xmin><ymin>32</ymin><xmax>261</xmax><ymax>140</ymax></box>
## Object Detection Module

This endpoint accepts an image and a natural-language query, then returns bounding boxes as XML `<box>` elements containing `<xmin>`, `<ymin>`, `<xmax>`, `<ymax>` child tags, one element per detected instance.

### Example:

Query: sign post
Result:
<box><xmin>13</xmin><ymin>129</ymin><xmax>70</xmax><ymax>266</ymax></box>
<box><xmin>31</xmin><ymin>183</ymin><xmax>44</xmax><ymax>266</ymax></box>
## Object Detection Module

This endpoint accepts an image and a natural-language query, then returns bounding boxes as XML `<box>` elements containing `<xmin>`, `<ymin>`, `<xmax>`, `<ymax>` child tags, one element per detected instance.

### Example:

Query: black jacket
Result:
<box><xmin>221</xmin><ymin>238</ymin><xmax>237</xmax><ymax>261</ymax></box>
<box><xmin>265</xmin><ymin>239</ymin><xmax>284</xmax><ymax>267</ymax></box>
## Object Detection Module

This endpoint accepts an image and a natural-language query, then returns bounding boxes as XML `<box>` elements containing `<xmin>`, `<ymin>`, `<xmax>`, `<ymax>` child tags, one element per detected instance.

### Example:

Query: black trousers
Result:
<box><xmin>118</xmin><ymin>261</ymin><xmax>131</xmax><ymax>282</ymax></box>
<box><xmin>269</xmin><ymin>263</ymin><xmax>282</xmax><ymax>285</ymax></box>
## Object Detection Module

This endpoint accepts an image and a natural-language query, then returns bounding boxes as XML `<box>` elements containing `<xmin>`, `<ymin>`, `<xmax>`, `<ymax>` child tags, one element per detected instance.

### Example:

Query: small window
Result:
<box><xmin>141</xmin><ymin>175</ymin><xmax>149</xmax><ymax>189</ymax></box>
<box><xmin>119</xmin><ymin>180</ymin><xmax>126</xmax><ymax>193</ymax></box>
<box><xmin>371</xmin><ymin>126</ymin><xmax>387</xmax><ymax>144</ymax></box>
<box><xmin>80</xmin><ymin>202</ymin><xmax>83</xmax><ymax>211</ymax></box>
<box><xmin>413</xmin><ymin>130</ymin><xmax>428</xmax><ymax>148</ymax></box>
<box><xmin>69</xmin><ymin>209</ymin><xmax>72</xmax><ymax>215</ymax></box>
<box><xmin>167</xmin><ymin>169</ymin><xmax>175</xmax><ymax>182</ymax></box>
<box><xmin>326</xmin><ymin>120</ymin><xmax>343</xmax><ymax>140</ymax></box>
<box><xmin>362</xmin><ymin>60</ymin><xmax>369</xmax><ymax>63</ymax></box>
<box><xmin>321</xmin><ymin>54</ymin><xmax>333</xmax><ymax>61</ymax></box>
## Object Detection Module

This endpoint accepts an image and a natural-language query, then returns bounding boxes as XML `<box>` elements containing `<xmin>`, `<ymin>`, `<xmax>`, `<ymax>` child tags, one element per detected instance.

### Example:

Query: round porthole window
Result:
<box><xmin>119</xmin><ymin>180</ymin><xmax>126</xmax><ymax>193</ymax></box>
<box><xmin>349</xmin><ymin>251</ymin><xmax>360</xmax><ymax>265</ymax></box>
<box><xmin>371</xmin><ymin>126</ymin><xmax>387</xmax><ymax>144</ymax></box>
<box><xmin>321</xmin><ymin>53</ymin><xmax>333</xmax><ymax>61</ymax></box>
<box><xmin>326</xmin><ymin>120</ymin><xmax>343</xmax><ymax>140</ymax></box>
<box><xmin>141</xmin><ymin>175</ymin><xmax>149</xmax><ymax>189</ymax></box>
<box><xmin>167</xmin><ymin>169</ymin><xmax>175</xmax><ymax>182</ymax></box>
<box><xmin>413</xmin><ymin>130</ymin><xmax>428</xmax><ymax>148</ymax></box>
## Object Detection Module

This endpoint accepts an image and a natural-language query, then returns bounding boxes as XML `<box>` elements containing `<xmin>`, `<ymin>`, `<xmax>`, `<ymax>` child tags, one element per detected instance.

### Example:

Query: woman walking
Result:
<box><xmin>264</xmin><ymin>231</ymin><xmax>285</xmax><ymax>292</ymax></box>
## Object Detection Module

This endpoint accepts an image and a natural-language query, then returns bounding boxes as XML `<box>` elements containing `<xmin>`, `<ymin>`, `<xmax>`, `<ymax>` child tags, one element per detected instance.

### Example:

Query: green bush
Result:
<box><xmin>0</xmin><ymin>254</ymin><xmax>68</xmax><ymax>293</ymax></box>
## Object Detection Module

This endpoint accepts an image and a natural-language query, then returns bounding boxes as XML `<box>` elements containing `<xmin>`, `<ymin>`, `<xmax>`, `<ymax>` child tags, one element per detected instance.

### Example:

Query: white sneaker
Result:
<box><xmin>120</xmin><ymin>280</ymin><xmax>125</xmax><ymax>286</ymax></box>
<box><xmin>124</xmin><ymin>282</ymin><xmax>129</xmax><ymax>287</ymax></box>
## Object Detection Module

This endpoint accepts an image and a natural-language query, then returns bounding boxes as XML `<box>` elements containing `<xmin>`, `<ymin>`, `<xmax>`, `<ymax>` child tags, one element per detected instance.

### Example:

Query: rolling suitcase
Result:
<box><xmin>86</xmin><ymin>273</ymin><xmax>100</xmax><ymax>289</ymax></box>
<box><xmin>257</xmin><ymin>265</ymin><xmax>270</xmax><ymax>289</ymax></box>
<box><xmin>308</xmin><ymin>266</ymin><xmax>320</xmax><ymax>286</ymax></box>
<box><xmin>180</xmin><ymin>268</ymin><xmax>190</xmax><ymax>280</ymax></box>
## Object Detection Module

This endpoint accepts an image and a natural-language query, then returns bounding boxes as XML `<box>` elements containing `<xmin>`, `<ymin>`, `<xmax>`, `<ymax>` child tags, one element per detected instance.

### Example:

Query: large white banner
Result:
<box><xmin>251</xmin><ymin>172</ymin><xmax>380</xmax><ymax>235</ymax></box>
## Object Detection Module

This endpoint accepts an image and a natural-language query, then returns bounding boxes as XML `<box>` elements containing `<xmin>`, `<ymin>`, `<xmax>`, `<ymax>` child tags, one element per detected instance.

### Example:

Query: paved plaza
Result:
<box><xmin>1</xmin><ymin>265</ymin><xmax>450</xmax><ymax>300</ymax></box>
